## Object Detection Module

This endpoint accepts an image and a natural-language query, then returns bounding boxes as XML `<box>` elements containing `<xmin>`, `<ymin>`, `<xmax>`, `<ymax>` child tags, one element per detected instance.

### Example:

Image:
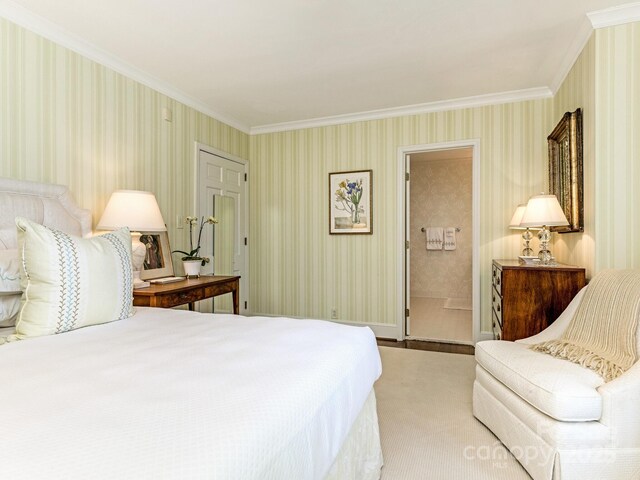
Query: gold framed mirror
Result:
<box><xmin>548</xmin><ymin>108</ymin><xmax>583</xmax><ymax>233</ymax></box>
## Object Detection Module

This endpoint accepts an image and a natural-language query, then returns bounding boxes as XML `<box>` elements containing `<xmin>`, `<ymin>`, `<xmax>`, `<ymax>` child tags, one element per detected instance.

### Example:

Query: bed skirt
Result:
<box><xmin>325</xmin><ymin>389</ymin><xmax>383</xmax><ymax>480</ymax></box>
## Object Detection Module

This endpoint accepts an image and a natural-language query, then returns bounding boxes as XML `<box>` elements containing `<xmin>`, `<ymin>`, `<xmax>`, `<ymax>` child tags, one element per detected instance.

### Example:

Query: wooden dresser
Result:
<box><xmin>491</xmin><ymin>260</ymin><xmax>586</xmax><ymax>341</ymax></box>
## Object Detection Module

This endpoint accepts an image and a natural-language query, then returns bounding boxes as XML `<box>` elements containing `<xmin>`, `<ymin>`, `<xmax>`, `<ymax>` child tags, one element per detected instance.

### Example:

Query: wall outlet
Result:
<box><xmin>331</xmin><ymin>308</ymin><xmax>338</xmax><ymax>319</ymax></box>
<box><xmin>176</xmin><ymin>215</ymin><xmax>184</xmax><ymax>229</ymax></box>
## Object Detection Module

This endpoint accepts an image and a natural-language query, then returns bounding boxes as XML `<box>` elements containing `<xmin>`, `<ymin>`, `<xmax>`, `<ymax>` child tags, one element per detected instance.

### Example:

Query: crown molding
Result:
<box><xmin>0</xmin><ymin>0</ymin><xmax>250</xmax><ymax>134</ymax></box>
<box><xmin>549</xmin><ymin>16</ymin><xmax>594</xmax><ymax>94</ymax></box>
<box><xmin>5</xmin><ymin>0</ymin><xmax>633</xmax><ymax>137</ymax></box>
<box><xmin>250</xmin><ymin>87</ymin><xmax>553</xmax><ymax>135</ymax></box>
<box><xmin>588</xmin><ymin>2</ymin><xmax>640</xmax><ymax>28</ymax></box>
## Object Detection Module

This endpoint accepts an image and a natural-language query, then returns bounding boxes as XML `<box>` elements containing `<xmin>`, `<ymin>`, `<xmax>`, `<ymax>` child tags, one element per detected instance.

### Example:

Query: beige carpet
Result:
<box><xmin>375</xmin><ymin>347</ymin><xmax>531</xmax><ymax>479</ymax></box>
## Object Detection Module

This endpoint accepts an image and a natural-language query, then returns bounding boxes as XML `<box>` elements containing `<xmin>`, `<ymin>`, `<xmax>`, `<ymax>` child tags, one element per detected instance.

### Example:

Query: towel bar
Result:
<box><xmin>421</xmin><ymin>227</ymin><xmax>461</xmax><ymax>232</ymax></box>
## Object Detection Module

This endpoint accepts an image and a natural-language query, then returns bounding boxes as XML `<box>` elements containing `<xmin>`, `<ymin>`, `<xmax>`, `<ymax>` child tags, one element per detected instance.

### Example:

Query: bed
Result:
<box><xmin>0</xmin><ymin>177</ymin><xmax>383</xmax><ymax>480</ymax></box>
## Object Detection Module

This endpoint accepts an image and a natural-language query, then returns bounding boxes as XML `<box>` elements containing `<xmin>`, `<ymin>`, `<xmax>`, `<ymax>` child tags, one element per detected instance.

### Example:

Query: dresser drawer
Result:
<box><xmin>158</xmin><ymin>288</ymin><xmax>205</xmax><ymax>308</ymax></box>
<box><xmin>491</xmin><ymin>288</ymin><xmax>503</xmax><ymax>328</ymax></box>
<box><xmin>492</xmin><ymin>264</ymin><xmax>502</xmax><ymax>295</ymax></box>
<box><xmin>492</xmin><ymin>311</ymin><xmax>502</xmax><ymax>340</ymax></box>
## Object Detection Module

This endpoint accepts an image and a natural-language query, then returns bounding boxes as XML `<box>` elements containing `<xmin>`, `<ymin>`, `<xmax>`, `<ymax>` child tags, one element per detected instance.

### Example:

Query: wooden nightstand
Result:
<box><xmin>491</xmin><ymin>260</ymin><xmax>585</xmax><ymax>341</ymax></box>
<box><xmin>133</xmin><ymin>275</ymin><xmax>240</xmax><ymax>314</ymax></box>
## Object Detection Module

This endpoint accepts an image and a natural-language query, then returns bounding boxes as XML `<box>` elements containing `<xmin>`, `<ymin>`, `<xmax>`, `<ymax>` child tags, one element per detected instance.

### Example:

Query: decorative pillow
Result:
<box><xmin>0</xmin><ymin>249</ymin><xmax>22</xmax><ymax>327</ymax></box>
<box><xmin>14</xmin><ymin>217</ymin><xmax>134</xmax><ymax>339</ymax></box>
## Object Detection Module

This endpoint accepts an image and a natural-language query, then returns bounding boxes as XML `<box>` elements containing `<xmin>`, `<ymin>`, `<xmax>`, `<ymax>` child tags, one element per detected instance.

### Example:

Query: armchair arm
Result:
<box><xmin>517</xmin><ymin>287</ymin><xmax>587</xmax><ymax>345</ymax></box>
<box><xmin>598</xmin><ymin>360</ymin><xmax>640</xmax><ymax>447</ymax></box>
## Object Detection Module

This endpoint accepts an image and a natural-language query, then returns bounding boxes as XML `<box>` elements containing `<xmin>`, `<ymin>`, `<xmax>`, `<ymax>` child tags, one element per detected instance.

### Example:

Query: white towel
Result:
<box><xmin>444</xmin><ymin>227</ymin><xmax>457</xmax><ymax>250</ymax></box>
<box><xmin>425</xmin><ymin>227</ymin><xmax>443</xmax><ymax>250</ymax></box>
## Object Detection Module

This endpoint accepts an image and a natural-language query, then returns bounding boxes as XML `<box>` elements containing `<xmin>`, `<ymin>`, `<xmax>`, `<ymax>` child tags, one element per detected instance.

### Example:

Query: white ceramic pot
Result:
<box><xmin>182</xmin><ymin>259</ymin><xmax>202</xmax><ymax>278</ymax></box>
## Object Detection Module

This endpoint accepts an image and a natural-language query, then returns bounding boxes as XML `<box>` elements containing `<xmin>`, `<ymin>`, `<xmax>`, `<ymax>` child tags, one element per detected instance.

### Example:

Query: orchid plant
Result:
<box><xmin>172</xmin><ymin>215</ymin><xmax>218</xmax><ymax>266</ymax></box>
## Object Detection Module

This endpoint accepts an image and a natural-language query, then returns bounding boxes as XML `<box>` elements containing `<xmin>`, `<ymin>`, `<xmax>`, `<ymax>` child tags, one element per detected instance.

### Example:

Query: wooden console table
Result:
<box><xmin>133</xmin><ymin>275</ymin><xmax>240</xmax><ymax>314</ymax></box>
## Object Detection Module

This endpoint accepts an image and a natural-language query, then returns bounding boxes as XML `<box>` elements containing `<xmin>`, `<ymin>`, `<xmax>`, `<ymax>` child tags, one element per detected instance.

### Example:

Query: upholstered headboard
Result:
<box><xmin>0</xmin><ymin>177</ymin><xmax>92</xmax><ymax>249</ymax></box>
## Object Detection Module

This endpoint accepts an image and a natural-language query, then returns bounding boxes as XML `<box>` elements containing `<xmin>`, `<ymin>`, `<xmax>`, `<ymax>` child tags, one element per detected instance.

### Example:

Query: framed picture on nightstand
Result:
<box><xmin>139</xmin><ymin>231</ymin><xmax>175</xmax><ymax>280</ymax></box>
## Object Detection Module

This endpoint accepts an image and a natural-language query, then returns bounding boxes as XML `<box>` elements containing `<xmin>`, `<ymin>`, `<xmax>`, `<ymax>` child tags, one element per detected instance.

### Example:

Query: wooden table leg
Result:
<box><xmin>232</xmin><ymin>280</ymin><xmax>240</xmax><ymax>315</ymax></box>
<box><xmin>188</xmin><ymin>302</ymin><xmax>195</xmax><ymax>311</ymax></box>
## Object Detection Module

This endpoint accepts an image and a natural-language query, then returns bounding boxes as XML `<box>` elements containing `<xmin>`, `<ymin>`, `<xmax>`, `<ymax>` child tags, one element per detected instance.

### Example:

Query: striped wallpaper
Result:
<box><xmin>250</xmin><ymin>101</ymin><xmax>553</xmax><ymax>331</ymax></box>
<box><xmin>0</xmin><ymin>18</ymin><xmax>249</xmax><ymax>260</ymax></box>
<box><xmin>3</xmin><ymin>13</ymin><xmax>640</xmax><ymax>335</ymax></box>
<box><xmin>594</xmin><ymin>22</ymin><xmax>640</xmax><ymax>270</ymax></box>
<box><xmin>552</xmin><ymin>34</ymin><xmax>596</xmax><ymax>278</ymax></box>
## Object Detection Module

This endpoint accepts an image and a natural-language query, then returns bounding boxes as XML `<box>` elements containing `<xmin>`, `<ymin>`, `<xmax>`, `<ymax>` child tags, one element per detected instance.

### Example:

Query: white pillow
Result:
<box><xmin>14</xmin><ymin>217</ymin><xmax>134</xmax><ymax>339</ymax></box>
<box><xmin>0</xmin><ymin>249</ymin><xmax>21</xmax><ymax>327</ymax></box>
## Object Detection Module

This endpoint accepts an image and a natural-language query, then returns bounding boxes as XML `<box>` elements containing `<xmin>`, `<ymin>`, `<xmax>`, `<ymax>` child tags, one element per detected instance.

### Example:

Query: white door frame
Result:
<box><xmin>194</xmin><ymin>142</ymin><xmax>249</xmax><ymax>312</ymax></box>
<box><xmin>396</xmin><ymin>139</ymin><xmax>481</xmax><ymax>343</ymax></box>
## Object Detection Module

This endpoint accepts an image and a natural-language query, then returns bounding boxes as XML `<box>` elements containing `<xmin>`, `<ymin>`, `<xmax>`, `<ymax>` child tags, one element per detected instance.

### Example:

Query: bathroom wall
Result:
<box><xmin>410</xmin><ymin>155</ymin><xmax>472</xmax><ymax>299</ymax></box>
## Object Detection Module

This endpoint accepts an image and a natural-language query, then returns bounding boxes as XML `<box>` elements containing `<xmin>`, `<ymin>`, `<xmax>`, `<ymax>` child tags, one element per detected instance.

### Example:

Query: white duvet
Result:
<box><xmin>0</xmin><ymin>308</ymin><xmax>382</xmax><ymax>480</ymax></box>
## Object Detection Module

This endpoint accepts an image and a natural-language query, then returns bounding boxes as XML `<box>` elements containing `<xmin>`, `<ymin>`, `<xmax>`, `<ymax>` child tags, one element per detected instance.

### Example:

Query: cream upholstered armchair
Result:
<box><xmin>473</xmin><ymin>285</ymin><xmax>640</xmax><ymax>480</ymax></box>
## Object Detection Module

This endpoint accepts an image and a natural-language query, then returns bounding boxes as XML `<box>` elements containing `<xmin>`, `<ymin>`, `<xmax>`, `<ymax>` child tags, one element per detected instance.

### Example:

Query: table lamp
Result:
<box><xmin>97</xmin><ymin>190</ymin><xmax>166</xmax><ymax>288</ymax></box>
<box><xmin>508</xmin><ymin>204</ymin><xmax>534</xmax><ymax>256</ymax></box>
<box><xmin>519</xmin><ymin>193</ymin><xmax>569</xmax><ymax>264</ymax></box>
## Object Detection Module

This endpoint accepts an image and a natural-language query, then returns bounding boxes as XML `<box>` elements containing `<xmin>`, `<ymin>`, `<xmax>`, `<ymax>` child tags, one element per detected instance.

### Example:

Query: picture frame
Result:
<box><xmin>548</xmin><ymin>108</ymin><xmax>583</xmax><ymax>233</ymax></box>
<box><xmin>329</xmin><ymin>169</ymin><xmax>373</xmax><ymax>234</ymax></box>
<box><xmin>139</xmin><ymin>231</ymin><xmax>175</xmax><ymax>280</ymax></box>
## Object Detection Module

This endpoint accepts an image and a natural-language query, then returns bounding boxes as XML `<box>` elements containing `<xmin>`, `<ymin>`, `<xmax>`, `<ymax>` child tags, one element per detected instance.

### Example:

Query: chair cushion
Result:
<box><xmin>476</xmin><ymin>340</ymin><xmax>605</xmax><ymax>421</ymax></box>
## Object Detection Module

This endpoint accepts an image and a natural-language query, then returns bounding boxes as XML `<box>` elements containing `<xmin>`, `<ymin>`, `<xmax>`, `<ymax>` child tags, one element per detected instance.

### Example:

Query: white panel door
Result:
<box><xmin>198</xmin><ymin>147</ymin><xmax>247</xmax><ymax>314</ymax></box>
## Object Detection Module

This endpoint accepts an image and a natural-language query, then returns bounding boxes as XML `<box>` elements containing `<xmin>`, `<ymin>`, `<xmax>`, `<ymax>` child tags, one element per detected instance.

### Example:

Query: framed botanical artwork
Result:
<box><xmin>548</xmin><ymin>108</ymin><xmax>583</xmax><ymax>233</ymax></box>
<box><xmin>139</xmin><ymin>231</ymin><xmax>175</xmax><ymax>280</ymax></box>
<box><xmin>329</xmin><ymin>169</ymin><xmax>373</xmax><ymax>234</ymax></box>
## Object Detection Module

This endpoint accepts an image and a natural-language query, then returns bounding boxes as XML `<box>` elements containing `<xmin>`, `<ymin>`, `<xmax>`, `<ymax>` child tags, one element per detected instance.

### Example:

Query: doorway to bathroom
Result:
<box><xmin>397</xmin><ymin>140</ymin><xmax>480</xmax><ymax>344</ymax></box>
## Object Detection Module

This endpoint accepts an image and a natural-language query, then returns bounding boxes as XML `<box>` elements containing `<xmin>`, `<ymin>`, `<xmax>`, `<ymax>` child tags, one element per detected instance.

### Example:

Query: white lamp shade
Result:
<box><xmin>97</xmin><ymin>190</ymin><xmax>166</xmax><ymax>232</ymax></box>
<box><xmin>520</xmin><ymin>194</ymin><xmax>569</xmax><ymax>227</ymax></box>
<box><xmin>508</xmin><ymin>204</ymin><xmax>527</xmax><ymax>229</ymax></box>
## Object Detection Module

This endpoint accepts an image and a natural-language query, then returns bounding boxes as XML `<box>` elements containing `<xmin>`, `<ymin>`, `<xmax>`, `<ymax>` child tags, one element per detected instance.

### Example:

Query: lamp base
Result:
<box><xmin>521</xmin><ymin>228</ymin><xmax>534</xmax><ymax>256</ymax></box>
<box><xmin>132</xmin><ymin>270</ymin><xmax>150</xmax><ymax>289</ymax></box>
<box><xmin>537</xmin><ymin>226</ymin><xmax>555</xmax><ymax>265</ymax></box>
<box><xmin>130</xmin><ymin>233</ymin><xmax>150</xmax><ymax>288</ymax></box>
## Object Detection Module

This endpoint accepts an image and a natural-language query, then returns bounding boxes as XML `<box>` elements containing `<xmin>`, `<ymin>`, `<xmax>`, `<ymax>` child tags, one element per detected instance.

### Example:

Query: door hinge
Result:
<box><xmin>405</xmin><ymin>240</ymin><xmax>410</xmax><ymax>249</ymax></box>
<box><xmin>405</xmin><ymin>308</ymin><xmax>410</xmax><ymax>317</ymax></box>
<box><xmin>244</xmin><ymin>173</ymin><xmax>247</xmax><ymax>181</ymax></box>
<box><xmin>244</xmin><ymin>237</ymin><xmax>247</xmax><ymax>246</ymax></box>
<box><xmin>405</xmin><ymin>172</ymin><xmax>410</xmax><ymax>181</ymax></box>
<box><xmin>244</xmin><ymin>301</ymin><xmax>247</xmax><ymax>309</ymax></box>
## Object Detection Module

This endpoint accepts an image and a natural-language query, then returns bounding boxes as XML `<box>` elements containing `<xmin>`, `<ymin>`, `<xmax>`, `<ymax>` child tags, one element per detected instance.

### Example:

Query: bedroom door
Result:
<box><xmin>197</xmin><ymin>144</ymin><xmax>248</xmax><ymax>314</ymax></box>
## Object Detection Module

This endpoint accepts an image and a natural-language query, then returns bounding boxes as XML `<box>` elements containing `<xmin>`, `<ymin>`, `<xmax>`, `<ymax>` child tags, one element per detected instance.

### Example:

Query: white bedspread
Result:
<box><xmin>0</xmin><ymin>308</ymin><xmax>381</xmax><ymax>480</ymax></box>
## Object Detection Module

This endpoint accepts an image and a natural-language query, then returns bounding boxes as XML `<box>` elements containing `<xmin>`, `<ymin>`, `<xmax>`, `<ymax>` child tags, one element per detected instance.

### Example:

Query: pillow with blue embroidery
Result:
<box><xmin>13</xmin><ymin>217</ymin><xmax>134</xmax><ymax>339</ymax></box>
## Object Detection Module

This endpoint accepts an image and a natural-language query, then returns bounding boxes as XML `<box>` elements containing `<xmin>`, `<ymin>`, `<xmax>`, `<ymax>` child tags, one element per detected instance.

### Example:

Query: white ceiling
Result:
<box><xmin>3</xmin><ymin>0</ymin><xmax>637</xmax><ymax>132</ymax></box>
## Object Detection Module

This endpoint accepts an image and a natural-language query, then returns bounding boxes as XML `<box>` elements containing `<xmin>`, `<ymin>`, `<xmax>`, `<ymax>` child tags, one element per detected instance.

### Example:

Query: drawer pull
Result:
<box><xmin>492</xmin><ymin>295</ymin><xmax>495</xmax><ymax>303</ymax></box>
<box><xmin>497</xmin><ymin>305</ymin><xmax>501</xmax><ymax>312</ymax></box>
<box><xmin>496</xmin><ymin>277</ymin><xmax>501</xmax><ymax>285</ymax></box>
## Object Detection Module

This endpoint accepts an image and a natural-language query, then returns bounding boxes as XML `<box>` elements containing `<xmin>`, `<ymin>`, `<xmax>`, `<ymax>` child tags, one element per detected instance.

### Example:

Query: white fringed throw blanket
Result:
<box><xmin>531</xmin><ymin>269</ymin><xmax>640</xmax><ymax>382</ymax></box>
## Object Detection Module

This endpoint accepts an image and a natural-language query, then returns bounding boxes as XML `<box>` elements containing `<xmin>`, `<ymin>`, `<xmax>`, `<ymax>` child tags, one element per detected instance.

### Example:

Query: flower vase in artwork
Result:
<box><xmin>351</xmin><ymin>203</ymin><xmax>361</xmax><ymax>225</ymax></box>
<box><xmin>182</xmin><ymin>259</ymin><xmax>202</xmax><ymax>278</ymax></box>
